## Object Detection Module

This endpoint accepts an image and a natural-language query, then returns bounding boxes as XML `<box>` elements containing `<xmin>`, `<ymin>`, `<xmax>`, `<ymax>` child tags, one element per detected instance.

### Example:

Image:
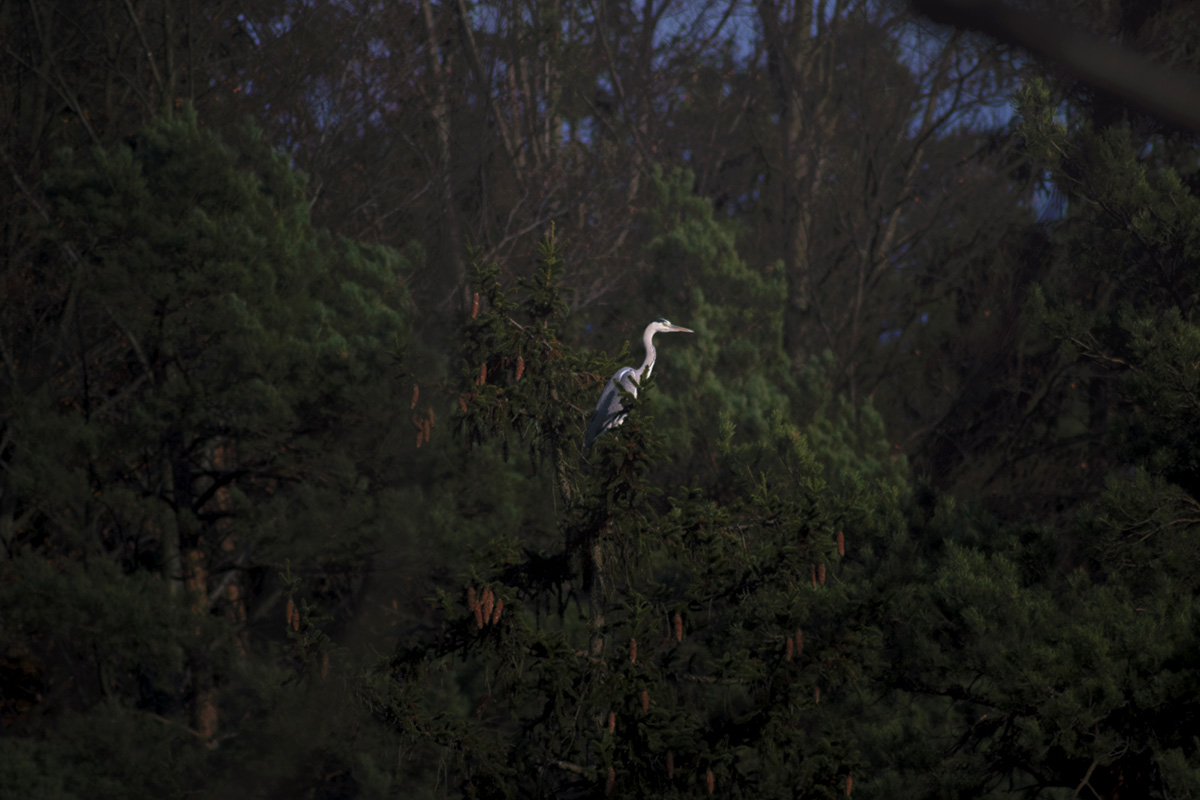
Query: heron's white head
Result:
<box><xmin>649</xmin><ymin>318</ymin><xmax>693</xmax><ymax>335</ymax></box>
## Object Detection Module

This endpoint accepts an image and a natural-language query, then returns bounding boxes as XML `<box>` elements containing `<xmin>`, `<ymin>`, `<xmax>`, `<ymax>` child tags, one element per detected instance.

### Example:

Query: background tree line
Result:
<box><xmin>2</xmin><ymin>0</ymin><xmax>1200</xmax><ymax>797</ymax></box>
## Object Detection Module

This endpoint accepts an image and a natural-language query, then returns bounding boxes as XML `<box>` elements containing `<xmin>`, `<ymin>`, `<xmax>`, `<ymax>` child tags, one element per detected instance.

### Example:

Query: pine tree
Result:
<box><xmin>867</xmin><ymin>78</ymin><xmax>1200</xmax><ymax>799</ymax></box>
<box><xmin>0</xmin><ymin>108</ymin><xmax>417</xmax><ymax>796</ymax></box>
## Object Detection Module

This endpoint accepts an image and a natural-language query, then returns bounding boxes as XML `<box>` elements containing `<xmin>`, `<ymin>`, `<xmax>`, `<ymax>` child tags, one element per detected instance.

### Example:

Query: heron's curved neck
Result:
<box><xmin>635</xmin><ymin>325</ymin><xmax>657</xmax><ymax>381</ymax></box>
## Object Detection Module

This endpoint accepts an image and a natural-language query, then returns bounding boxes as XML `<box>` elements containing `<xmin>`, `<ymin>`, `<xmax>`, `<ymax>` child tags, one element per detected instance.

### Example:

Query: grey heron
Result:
<box><xmin>584</xmin><ymin>318</ymin><xmax>693</xmax><ymax>449</ymax></box>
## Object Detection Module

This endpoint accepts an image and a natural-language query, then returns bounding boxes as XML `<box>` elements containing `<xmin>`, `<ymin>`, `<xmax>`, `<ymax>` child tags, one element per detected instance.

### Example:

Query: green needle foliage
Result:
<box><xmin>365</xmin><ymin>216</ymin><xmax>909</xmax><ymax>799</ymax></box>
<box><xmin>863</xmin><ymin>80</ymin><xmax>1200</xmax><ymax>799</ymax></box>
<box><xmin>0</xmin><ymin>108</ymin><xmax>417</xmax><ymax>797</ymax></box>
<box><xmin>7</xmin><ymin>62</ymin><xmax>1200</xmax><ymax>799</ymax></box>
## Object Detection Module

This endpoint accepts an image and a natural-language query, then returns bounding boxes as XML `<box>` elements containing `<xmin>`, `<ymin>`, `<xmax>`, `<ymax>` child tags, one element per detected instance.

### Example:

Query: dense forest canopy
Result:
<box><xmin>3</xmin><ymin>0</ymin><xmax>1200</xmax><ymax>797</ymax></box>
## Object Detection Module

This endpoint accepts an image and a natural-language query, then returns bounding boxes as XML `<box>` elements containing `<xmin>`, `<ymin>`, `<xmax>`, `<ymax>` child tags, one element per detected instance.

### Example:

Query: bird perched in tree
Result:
<box><xmin>584</xmin><ymin>318</ymin><xmax>693</xmax><ymax>449</ymax></box>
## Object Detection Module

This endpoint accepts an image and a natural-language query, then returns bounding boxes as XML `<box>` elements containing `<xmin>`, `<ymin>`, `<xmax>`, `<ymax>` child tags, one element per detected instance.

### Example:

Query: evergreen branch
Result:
<box><xmin>679</xmin><ymin>672</ymin><xmax>753</xmax><ymax>686</ymax></box>
<box><xmin>894</xmin><ymin>676</ymin><xmax>999</xmax><ymax>709</ymax></box>
<box><xmin>1099</xmin><ymin>199</ymin><xmax>1188</xmax><ymax>311</ymax></box>
<box><xmin>191</xmin><ymin>469</ymin><xmax>249</xmax><ymax>514</ymax></box>
<box><xmin>1131</xmin><ymin>517</ymin><xmax>1200</xmax><ymax>543</ymax></box>
<box><xmin>1072</xmin><ymin>758</ymin><xmax>1100</xmax><ymax>800</ymax></box>
<box><xmin>1067</xmin><ymin>335</ymin><xmax>1132</xmax><ymax>370</ymax></box>
<box><xmin>550</xmin><ymin>760</ymin><xmax>595</xmax><ymax>779</ymax></box>
<box><xmin>501</xmin><ymin>314</ymin><xmax>566</xmax><ymax>357</ymax></box>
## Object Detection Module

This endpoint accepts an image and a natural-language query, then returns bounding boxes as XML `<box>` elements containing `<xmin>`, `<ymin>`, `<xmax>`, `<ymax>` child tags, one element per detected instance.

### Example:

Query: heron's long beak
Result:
<box><xmin>668</xmin><ymin>324</ymin><xmax>694</xmax><ymax>333</ymax></box>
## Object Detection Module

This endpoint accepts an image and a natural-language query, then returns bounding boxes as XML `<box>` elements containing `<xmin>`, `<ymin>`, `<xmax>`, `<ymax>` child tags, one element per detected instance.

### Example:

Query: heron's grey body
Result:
<box><xmin>584</xmin><ymin>319</ymin><xmax>693</xmax><ymax>449</ymax></box>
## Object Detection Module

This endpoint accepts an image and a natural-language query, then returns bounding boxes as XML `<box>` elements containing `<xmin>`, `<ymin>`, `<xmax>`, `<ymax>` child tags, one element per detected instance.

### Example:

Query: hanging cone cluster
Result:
<box><xmin>467</xmin><ymin>586</ymin><xmax>503</xmax><ymax>628</ymax></box>
<box><xmin>286</xmin><ymin>598</ymin><xmax>299</xmax><ymax>631</ymax></box>
<box><xmin>482</xmin><ymin>587</ymin><xmax>494</xmax><ymax>621</ymax></box>
<box><xmin>412</xmin><ymin>406</ymin><xmax>435</xmax><ymax>447</ymax></box>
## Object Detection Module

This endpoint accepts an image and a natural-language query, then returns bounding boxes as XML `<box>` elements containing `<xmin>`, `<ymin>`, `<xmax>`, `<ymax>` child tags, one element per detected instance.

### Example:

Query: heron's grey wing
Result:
<box><xmin>584</xmin><ymin>379</ymin><xmax>623</xmax><ymax>449</ymax></box>
<box><xmin>584</xmin><ymin>368</ymin><xmax>637</xmax><ymax>448</ymax></box>
<box><xmin>614</xmin><ymin>369</ymin><xmax>640</xmax><ymax>397</ymax></box>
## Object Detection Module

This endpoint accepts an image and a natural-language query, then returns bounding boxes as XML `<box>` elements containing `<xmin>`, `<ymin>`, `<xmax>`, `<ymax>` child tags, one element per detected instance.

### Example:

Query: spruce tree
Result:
<box><xmin>365</xmin><ymin>195</ymin><xmax>911</xmax><ymax>798</ymax></box>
